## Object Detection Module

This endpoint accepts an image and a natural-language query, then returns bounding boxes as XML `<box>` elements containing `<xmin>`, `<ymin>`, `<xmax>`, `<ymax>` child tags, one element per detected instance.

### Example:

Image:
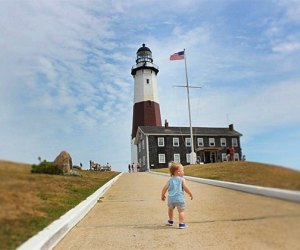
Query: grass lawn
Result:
<box><xmin>154</xmin><ymin>161</ymin><xmax>300</xmax><ymax>191</ymax></box>
<box><xmin>0</xmin><ymin>160</ymin><xmax>120</xmax><ymax>250</ymax></box>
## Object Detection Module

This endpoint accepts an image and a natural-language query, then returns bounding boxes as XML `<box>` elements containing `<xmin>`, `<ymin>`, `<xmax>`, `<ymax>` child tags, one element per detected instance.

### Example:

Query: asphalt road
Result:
<box><xmin>55</xmin><ymin>172</ymin><xmax>300</xmax><ymax>250</ymax></box>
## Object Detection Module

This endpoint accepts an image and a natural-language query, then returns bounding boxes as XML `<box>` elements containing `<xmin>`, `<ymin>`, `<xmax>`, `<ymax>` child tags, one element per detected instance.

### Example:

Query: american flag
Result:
<box><xmin>170</xmin><ymin>51</ymin><xmax>185</xmax><ymax>60</ymax></box>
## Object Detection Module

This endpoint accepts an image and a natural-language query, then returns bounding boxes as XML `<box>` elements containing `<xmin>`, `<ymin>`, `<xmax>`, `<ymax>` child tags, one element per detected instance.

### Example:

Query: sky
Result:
<box><xmin>1</xmin><ymin>0</ymin><xmax>300</xmax><ymax>172</ymax></box>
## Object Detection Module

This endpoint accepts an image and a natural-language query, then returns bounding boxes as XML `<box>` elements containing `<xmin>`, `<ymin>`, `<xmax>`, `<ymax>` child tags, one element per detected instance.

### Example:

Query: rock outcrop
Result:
<box><xmin>54</xmin><ymin>151</ymin><xmax>72</xmax><ymax>173</ymax></box>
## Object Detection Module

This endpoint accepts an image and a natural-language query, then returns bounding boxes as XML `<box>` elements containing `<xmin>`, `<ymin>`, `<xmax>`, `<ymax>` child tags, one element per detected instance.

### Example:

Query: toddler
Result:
<box><xmin>161</xmin><ymin>162</ymin><xmax>193</xmax><ymax>229</ymax></box>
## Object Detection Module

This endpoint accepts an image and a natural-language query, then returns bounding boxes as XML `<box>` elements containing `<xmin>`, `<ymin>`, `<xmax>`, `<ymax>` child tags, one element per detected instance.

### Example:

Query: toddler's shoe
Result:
<box><xmin>179</xmin><ymin>223</ymin><xmax>188</xmax><ymax>229</ymax></box>
<box><xmin>167</xmin><ymin>220</ymin><xmax>173</xmax><ymax>226</ymax></box>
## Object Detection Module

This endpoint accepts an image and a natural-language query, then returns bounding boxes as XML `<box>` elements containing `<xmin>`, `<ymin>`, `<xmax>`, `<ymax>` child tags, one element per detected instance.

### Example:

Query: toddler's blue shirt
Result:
<box><xmin>168</xmin><ymin>176</ymin><xmax>185</xmax><ymax>203</ymax></box>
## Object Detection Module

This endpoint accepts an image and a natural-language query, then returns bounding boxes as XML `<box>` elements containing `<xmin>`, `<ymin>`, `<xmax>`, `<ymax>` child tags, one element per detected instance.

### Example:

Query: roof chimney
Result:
<box><xmin>165</xmin><ymin>119</ymin><xmax>169</xmax><ymax>128</ymax></box>
<box><xmin>229</xmin><ymin>124</ymin><xmax>234</xmax><ymax>131</ymax></box>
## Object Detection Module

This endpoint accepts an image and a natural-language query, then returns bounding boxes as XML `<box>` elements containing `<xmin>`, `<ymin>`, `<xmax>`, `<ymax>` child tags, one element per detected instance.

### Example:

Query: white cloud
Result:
<box><xmin>272</xmin><ymin>41</ymin><xmax>300</xmax><ymax>53</ymax></box>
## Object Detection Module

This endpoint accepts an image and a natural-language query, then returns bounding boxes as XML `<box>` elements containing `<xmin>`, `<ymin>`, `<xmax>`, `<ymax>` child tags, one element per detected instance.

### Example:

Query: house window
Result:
<box><xmin>174</xmin><ymin>154</ymin><xmax>180</xmax><ymax>163</ymax></box>
<box><xmin>185</xmin><ymin>138</ymin><xmax>191</xmax><ymax>147</ymax></box>
<box><xmin>186</xmin><ymin>154</ymin><xmax>191</xmax><ymax>163</ymax></box>
<box><xmin>158</xmin><ymin>137</ymin><xmax>164</xmax><ymax>147</ymax></box>
<box><xmin>232</xmin><ymin>138</ymin><xmax>238</xmax><ymax>147</ymax></box>
<box><xmin>220</xmin><ymin>138</ymin><xmax>226</xmax><ymax>147</ymax></box>
<box><xmin>197</xmin><ymin>138</ymin><xmax>204</xmax><ymax>146</ymax></box>
<box><xmin>209</xmin><ymin>138</ymin><xmax>215</xmax><ymax>147</ymax></box>
<box><xmin>158</xmin><ymin>154</ymin><xmax>166</xmax><ymax>163</ymax></box>
<box><xmin>173</xmin><ymin>138</ymin><xmax>179</xmax><ymax>147</ymax></box>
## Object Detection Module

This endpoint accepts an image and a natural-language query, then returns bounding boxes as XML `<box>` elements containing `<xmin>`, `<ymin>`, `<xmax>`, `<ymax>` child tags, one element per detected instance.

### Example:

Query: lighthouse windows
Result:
<box><xmin>146</xmin><ymin>79</ymin><xmax>150</xmax><ymax>84</ymax></box>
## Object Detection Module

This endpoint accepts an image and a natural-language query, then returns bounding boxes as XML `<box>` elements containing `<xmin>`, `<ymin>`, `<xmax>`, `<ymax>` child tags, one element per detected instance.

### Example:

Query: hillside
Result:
<box><xmin>155</xmin><ymin>161</ymin><xmax>300</xmax><ymax>191</ymax></box>
<box><xmin>0</xmin><ymin>160</ymin><xmax>119</xmax><ymax>250</ymax></box>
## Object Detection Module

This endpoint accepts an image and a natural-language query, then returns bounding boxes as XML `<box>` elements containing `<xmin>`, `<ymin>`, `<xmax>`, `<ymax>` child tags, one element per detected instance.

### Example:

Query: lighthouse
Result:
<box><xmin>131</xmin><ymin>44</ymin><xmax>162</xmax><ymax>166</ymax></box>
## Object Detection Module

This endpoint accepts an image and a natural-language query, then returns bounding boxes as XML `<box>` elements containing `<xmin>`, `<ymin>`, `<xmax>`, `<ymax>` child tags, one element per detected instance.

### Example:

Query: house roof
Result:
<box><xmin>135</xmin><ymin>125</ymin><xmax>242</xmax><ymax>144</ymax></box>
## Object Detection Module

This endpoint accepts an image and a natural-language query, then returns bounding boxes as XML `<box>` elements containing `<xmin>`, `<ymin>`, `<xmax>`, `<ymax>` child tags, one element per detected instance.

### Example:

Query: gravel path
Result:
<box><xmin>55</xmin><ymin>172</ymin><xmax>300</xmax><ymax>250</ymax></box>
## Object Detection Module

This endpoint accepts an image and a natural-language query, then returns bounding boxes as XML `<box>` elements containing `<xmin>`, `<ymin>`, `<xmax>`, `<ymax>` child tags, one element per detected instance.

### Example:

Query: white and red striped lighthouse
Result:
<box><xmin>131</xmin><ymin>44</ymin><xmax>162</xmax><ymax>165</ymax></box>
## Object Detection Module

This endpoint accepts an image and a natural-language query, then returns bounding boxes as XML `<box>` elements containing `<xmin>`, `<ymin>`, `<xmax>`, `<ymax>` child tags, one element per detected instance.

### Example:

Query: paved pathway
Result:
<box><xmin>55</xmin><ymin>173</ymin><xmax>300</xmax><ymax>250</ymax></box>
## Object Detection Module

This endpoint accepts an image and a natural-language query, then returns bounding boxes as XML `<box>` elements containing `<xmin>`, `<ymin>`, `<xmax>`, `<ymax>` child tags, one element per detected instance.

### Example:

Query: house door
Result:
<box><xmin>210</xmin><ymin>152</ymin><xmax>217</xmax><ymax>163</ymax></box>
<box><xmin>204</xmin><ymin>151</ymin><xmax>217</xmax><ymax>163</ymax></box>
<box><xmin>204</xmin><ymin>152</ymin><xmax>210</xmax><ymax>163</ymax></box>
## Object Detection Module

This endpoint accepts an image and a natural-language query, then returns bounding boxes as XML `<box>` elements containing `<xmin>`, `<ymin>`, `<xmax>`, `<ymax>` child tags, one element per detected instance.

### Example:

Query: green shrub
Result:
<box><xmin>31</xmin><ymin>161</ymin><xmax>63</xmax><ymax>175</ymax></box>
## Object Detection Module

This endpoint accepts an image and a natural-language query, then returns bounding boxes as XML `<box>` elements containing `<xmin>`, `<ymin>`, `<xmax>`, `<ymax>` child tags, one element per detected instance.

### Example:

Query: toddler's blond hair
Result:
<box><xmin>169</xmin><ymin>162</ymin><xmax>183</xmax><ymax>176</ymax></box>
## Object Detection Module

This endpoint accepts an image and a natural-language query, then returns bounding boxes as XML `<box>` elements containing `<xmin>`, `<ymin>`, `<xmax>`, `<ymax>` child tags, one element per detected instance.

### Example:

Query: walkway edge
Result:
<box><xmin>17</xmin><ymin>172</ymin><xmax>123</xmax><ymax>250</ymax></box>
<box><xmin>150</xmin><ymin>171</ymin><xmax>300</xmax><ymax>203</ymax></box>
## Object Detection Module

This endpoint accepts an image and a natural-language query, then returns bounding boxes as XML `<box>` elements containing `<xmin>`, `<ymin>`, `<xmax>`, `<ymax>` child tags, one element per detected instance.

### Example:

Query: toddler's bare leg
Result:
<box><xmin>168</xmin><ymin>208</ymin><xmax>174</xmax><ymax>220</ymax></box>
<box><xmin>179</xmin><ymin>210</ymin><xmax>185</xmax><ymax>224</ymax></box>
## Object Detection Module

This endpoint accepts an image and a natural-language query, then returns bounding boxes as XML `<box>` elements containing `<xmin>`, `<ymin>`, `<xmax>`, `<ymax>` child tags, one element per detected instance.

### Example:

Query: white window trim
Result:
<box><xmin>158</xmin><ymin>154</ymin><xmax>166</xmax><ymax>163</ymax></box>
<box><xmin>173</xmin><ymin>137</ymin><xmax>179</xmax><ymax>147</ymax></box>
<box><xmin>232</xmin><ymin>138</ymin><xmax>238</xmax><ymax>147</ymax></box>
<box><xmin>185</xmin><ymin>138</ymin><xmax>191</xmax><ymax>147</ymax></box>
<box><xmin>158</xmin><ymin>137</ymin><xmax>165</xmax><ymax>147</ymax></box>
<box><xmin>220</xmin><ymin>138</ymin><xmax>226</xmax><ymax>147</ymax></box>
<box><xmin>174</xmin><ymin>154</ymin><xmax>180</xmax><ymax>163</ymax></box>
<box><xmin>186</xmin><ymin>153</ymin><xmax>191</xmax><ymax>163</ymax></box>
<box><xmin>197</xmin><ymin>138</ymin><xmax>204</xmax><ymax>147</ymax></box>
<box><xmin>209</xmin><ymin>138</ymin><xmax>215</xmax><ymax>147</ymax></box>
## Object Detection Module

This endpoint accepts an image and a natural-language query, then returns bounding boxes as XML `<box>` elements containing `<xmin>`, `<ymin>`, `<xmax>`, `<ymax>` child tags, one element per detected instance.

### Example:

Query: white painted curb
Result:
<box><xmin>150</xmin><ymin>171</ymin><xmax>300</xmax><ymax>203</ymax></box>
<box><xmin>17</xmin><ymin>172</ymin><xmax>123</xmax><ymax>250</ymax></box>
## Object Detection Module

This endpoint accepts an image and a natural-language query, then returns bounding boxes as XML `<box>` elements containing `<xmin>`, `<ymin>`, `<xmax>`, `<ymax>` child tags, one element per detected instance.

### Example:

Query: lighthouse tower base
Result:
<box><xmin>131</xmin><ymin>138</ymin><xmax>138</xmax><ymax>170</ymax></box>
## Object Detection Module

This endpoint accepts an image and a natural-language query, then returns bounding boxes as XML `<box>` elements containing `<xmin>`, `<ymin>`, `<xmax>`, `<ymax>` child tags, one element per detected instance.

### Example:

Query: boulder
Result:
<box><xmin>54</xmin><ymin>151</ymin><xmax>72</xmax><ymax>173</ymax></box>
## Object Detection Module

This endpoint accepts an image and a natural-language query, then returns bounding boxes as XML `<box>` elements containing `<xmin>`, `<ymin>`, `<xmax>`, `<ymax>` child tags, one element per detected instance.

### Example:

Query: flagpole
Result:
<box><xmin>183</xmin><ymin>49</ymin><xmax>196</xmax><ymax>164</ymax></box>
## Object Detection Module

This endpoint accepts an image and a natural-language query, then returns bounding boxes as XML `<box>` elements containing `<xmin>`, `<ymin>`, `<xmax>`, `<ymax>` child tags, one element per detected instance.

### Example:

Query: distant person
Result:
<box><xmin>128</xmin><ymin>164</ymin><xmax>131</xmax><ymax>173</ymax></box>
<box><xmin>229</xmin><ymin>146</ymin><xmax>235</xmax><ymax>161</ymax></box>
<box><xmin>226</xmin><ymin>147</ymin><xmax>230</xmax><ymax>161</ymax></box>
<box><xmin>161</xmin><ymin>162</ymin><xmax>193</xmax><ymax>229</ymax></box>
